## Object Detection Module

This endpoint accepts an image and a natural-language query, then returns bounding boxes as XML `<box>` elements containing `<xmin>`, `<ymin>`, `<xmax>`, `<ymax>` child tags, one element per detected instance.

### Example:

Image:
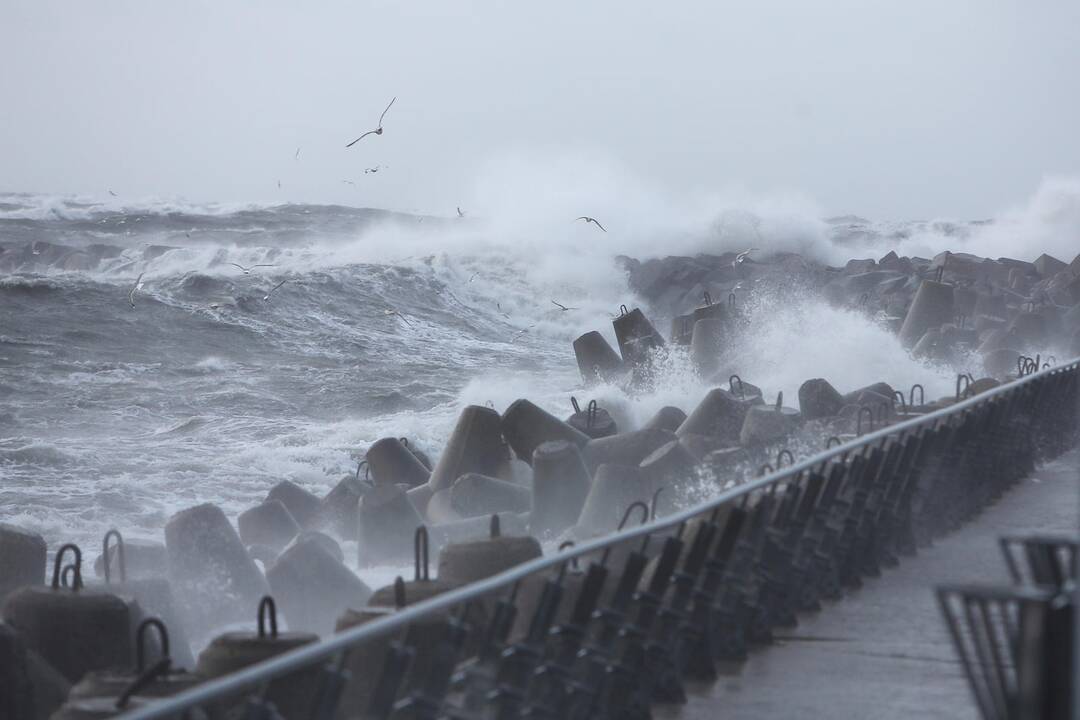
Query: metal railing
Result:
<box><xmin>120</xmin><ymin>357</ymin><xmax>1080</xmax><ymax>720</ymax></box>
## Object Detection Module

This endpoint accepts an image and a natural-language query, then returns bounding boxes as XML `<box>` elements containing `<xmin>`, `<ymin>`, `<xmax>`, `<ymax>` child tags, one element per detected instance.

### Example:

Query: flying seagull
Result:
<box><xmin>263</xmin><ymin>279</ymin><xmax>287</xmax><ymax>302</ymax></box>
<box><xmin>343</xmin><ymin>180</ymin><xmax>357</xmax><ymax>186</ymax></box>
<box><xmin>577</xmin><ymin>216</ymin><xmax>607</xmax><ymax>232</ymax></box>
<box><xmin>229</xmin><ymin>263</ymin><xmax>277</xmax><ymax>274</ymax></box>
<box><xmin>346</xmin><ymin>97</ymin><xmax>396</xmax><ymax>148</ymax></box>
<box><xmin>551</xmin><ymin>300</ymin><xmax>578</xmax><ymax>312</ymax></box>
<box><xmin>468</xmin><ymin>272</ymin><xmax>479</xmax><ymax>283</ymax></box>
<box><xmin>733</xmin><ymin>248</ymin><xmax>756</xmax><ymax>267</ymax></box>
<box><xmin>384</xmin><ymin>308</ymin><xmax>413</xmax><ymax>327</ymax></box>
<box><xmin>364</xmin><ymin>166</ymin><xmax>381</xmax><ymax>174</ymax></box>
<box><xmin>128</xmin><ymin>272</ymin><xmax>145</xmax><ymax>309</ymax></box>
<box><xmin>277</xmin><ymin>179</ymin><xmax>282</xmax><ymax>189</ymax></box>
<box><xmin>457</xmin><ymin>207</ymin><xmax>465</xmax><ymax>218</ymax></box>
<box><xmin>295</xmin><ymin>147</ymin><xmax>301</xmax><ymax>160</ymax></box>
<box><xmin>108</xmin><ymin>189</ymin><xmax>118</xmax><ymax>197</ymax></box>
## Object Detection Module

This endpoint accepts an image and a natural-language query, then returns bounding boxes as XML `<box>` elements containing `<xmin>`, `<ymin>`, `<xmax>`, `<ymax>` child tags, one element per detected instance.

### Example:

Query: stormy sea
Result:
<box><xmin>0</xmin><ymin>184</ymin><xmax>1073</xmax><ymax>558</ymax></box>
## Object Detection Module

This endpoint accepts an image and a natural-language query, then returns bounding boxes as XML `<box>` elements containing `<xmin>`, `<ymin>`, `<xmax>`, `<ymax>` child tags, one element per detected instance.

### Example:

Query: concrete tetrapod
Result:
<box><xmin>164</xmin><ymin>503</ymin><xmax>269</xmax><ymax>634</ymax></box>
<box><xmin>1</xmin><ymin>545</ymin><xmax>132</xmax><ymax>684</ymax></box>
<box><xmin>572</xmin><ymin>331</ymin><xmax>625</xmax><ymax>384</ymax></box>
<box><xmin>195</xmin><ymin>596</ymin><xmax>320</xmax><ymax>720</ymax></box>
<box><xmin>366</xmin><ymin>436</ymin><xmax>431</xmax><ymax>489</ymax></box>
<box><xmin>502</xmin><ymin>399</ymin><xmax>590</xmax><ymax>466</ymax></box>
<box><xmin>427</xmin><ymin>405</ymin><xmax>506</xmax><ymax>492</ymax></box>
<box><xmin>898</xmin><ymin>279</ymin><xmax>954</xmax><ymax>348</ymax></box>
<box><xmin>529</xmin><ymin>440</ymin><xmax>592</xmax><ymax>537</ymax></box>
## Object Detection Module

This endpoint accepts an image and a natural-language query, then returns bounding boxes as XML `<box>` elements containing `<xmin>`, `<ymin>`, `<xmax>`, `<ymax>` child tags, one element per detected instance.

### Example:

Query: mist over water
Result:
<box><xmin>1</xmin><ymin>169</ymin><xmax>1077</xmax><ymax>556</ymax></box>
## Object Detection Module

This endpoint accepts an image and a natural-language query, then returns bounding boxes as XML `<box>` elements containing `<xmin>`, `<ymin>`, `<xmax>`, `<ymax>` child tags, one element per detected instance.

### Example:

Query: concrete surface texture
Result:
<box><xmin>658</xmin><ymin>448</ymin><xmax>1080</xmax><ymax>720</ymax></box>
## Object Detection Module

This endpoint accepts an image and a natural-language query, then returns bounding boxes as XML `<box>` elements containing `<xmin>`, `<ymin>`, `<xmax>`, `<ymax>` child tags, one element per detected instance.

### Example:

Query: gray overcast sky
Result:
<box><xmin>2</xmin><ymin>0</ymin><xmax>1078</xmax><ymax>220</ymax></box>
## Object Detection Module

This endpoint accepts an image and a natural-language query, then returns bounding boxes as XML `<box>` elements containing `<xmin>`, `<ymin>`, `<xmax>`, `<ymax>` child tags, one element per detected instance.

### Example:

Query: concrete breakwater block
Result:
<box><xmin>612</xmin><ymin>306</ymin><xmax>666</xmax><ymax>366</ymax></box>
<box><xmin>94</xmin><ymin>539</ymin><xmax>167</xmax><ymax>582</ymax></box>
<box><xmin>317</xmin><ymin>474</ymin><xmax>366</xmax><ymax>539</ymax></box>
<box><xmin>798</xmin><ymin>378</ymin><xmax>844</xmax><ymax>419</ymax></box>
<box><xmin>898</xmin><ymin>279</ymin><xmax>954</xmax><ymax>348</ymax></box>
<box><xmin>450</xmin><ymin>473</ymin><xmax>532</xmax><ymax>518</ymax></box>
<box><xmin>0</xmin><ymin>523</ymin><xmax>46</xmax><ymax>603</ymax></box>
<box><xmin>366</xmin><ymin>437</ymin><xmax>431</xmax><ymax>489</ymax></box>
<box><xmin>502</xmin><ymin>399</ymin><xmax>589</xmax><ymax>466</ymax></box>
<box><xmin>576</xmin><ymin>463</ymin><xmax>655</xmax><ymax>534</ymax></box>
<box><xmin>642</xmin><ymin>406</ymin><xmax>687</xmax><ymax>433</ymax></box>
<box><xmin>428</xmin><ymin>405</ymin><xmax>506</xmax><ymax>491</ymax></box>
<box><xmin>530</xmin><ymin>440</ymin><xmax>591</xmax><ymax>537</ymax></box>
<box><xmin>677</xmin><ymin>388</ymin><xmax>753</xmax><ymax>444</ymax></box>
<box><xmin>267</xmin><ymin>537</ymin><xmax>371</xmax><ymax>636</ymax></box>
<box><xmin>266</xmin><ymin>480</ymin><xmax>322</xmax><ymax>530</ymax></box>
<box><xmin>581</xmin><ymin>427</ymin><xmax>676</xmax><ymax>475</ymax></box>
<box><xmin>2</xmin><ymin>549</ymin><xmax>132</xmax><ymax>685</ymax></box>
<box><xmin>165</xmin><ymin>504</ymin><xmax>269</xmax><ymax>632</ymax></box>
<box><xmin>238</xmin><ymin>500</ymin><xmax>301</xmax><ymax>552</ymax></box>
<box><xmin>356</xmin><ymin>484</ymin><xmax>425</xmax><ymax>567</ymax></box>
<box><xmin>573</xmin><ymin>330</ymin><xmax>625</xmax><ymax>384</ymax></box>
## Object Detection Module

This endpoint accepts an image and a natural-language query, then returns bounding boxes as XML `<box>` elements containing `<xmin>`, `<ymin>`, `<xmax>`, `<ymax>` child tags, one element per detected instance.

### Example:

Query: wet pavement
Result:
<box><xmin>659</xmin><ymin>448</ymin><xmax>1079</xmax><ymax>720</ymax></box>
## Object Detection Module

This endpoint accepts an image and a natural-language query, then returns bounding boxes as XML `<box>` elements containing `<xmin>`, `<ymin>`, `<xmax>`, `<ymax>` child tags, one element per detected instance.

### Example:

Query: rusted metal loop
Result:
<box><xmin>414</xmin><ymin>525</ymin><xmax>430</xmax><ymax>582</ymax></box>
<box><xmin>826</xmin><ymin>436</ymin><xmax>843</xmax><ymax>449</ymax></box>
<box><xmin>650</xmin><ymin>486</ymin><xmax>665</xmax><ymax>519</ymax></box>
<box><xmin>776</xmin><ymin>449</ymin><xmax>794</xmax><ymax>468</ymax></box>
<box><xmin>728</xmin><ymin>292</ymin><xmax>736</xmax><ymax>308</ymax></box>
<box><xmin>856</xmin><ymin>405</ymin><xmax>874</xmax><ymax>436</ymax></box>
<box><xmin>1017</xmin><ymin>355</ymin><xmax>1030</xmax><ymax>377</ymax></box>
<box><xmin>485</xmin><ymin>400</ymin><xmax>495</xmax><ymax>409</ymax></box>
<box><xmin>587</xmin><ymin>400</ymin><xmax>598</xmax><ymax>429</ymax></box>
<box><xmin>729</xmin><ymin>374</ymin><xmax>744</xmax><ymax>398</ymax></box>
<box><xmin>619</xmin><ymin>304</ymin><xmax>629</xmax><ymax>316</ymax></box>
<box><xmin>60</xmin><ymin>565</ymin><xmax>77</xmax><ymax>588</ymax></box>
<box><xmin>909</xmin><ymin>383</ymin><xmax>925</xmax><ymax>407</ymax></box>
<box><xmin>116</xmin><ymin>658</ymin><xmax>172</xmax><ymax>711</ymax></box>
<box><xmin>774</xmin><ymin>391</ymin><xmax>783</xmax><ymax>411</ymax></box>
<box><xmin>703</xmin><ymin>291</ymin><xmax>712</xmax><ymax>306</ymax></box>
<box><xmin>892</xmin><ymin>390</ymin><xmax>908</xmax><ymax>414</ymax></box>
<box><xmin>257</xmin><ymin>596</ymin><xmax>278</xmax><ymax>638</ymax></box>
<box><xmin>490</xmin><ymin>514</ymin><xmax>501</xmax><ymax>538</ymax></box>
<box><xmin>398</xmin><ymin>437</ymin><xmax>409</xmax><ymax>447</ymax></box>
<box><xmin>955</xmin><ymin>373</ymin><xmax>972</xmax><ymax>401</ymax></box>
<box><xmin>1047</xmin><ymin>355</ymin><xmax>1057</xmax><ymax>365</ymax></box>
<box><xmin>102</xmin><ymin>528</ymin><xmax>126</xmax><ymax>585</ymax></box>
<box><xmin>136</xmin><ymin>617</ymin><xmax>170</xmax><ymax>673</ymax></box>
<box><xmin>570</xmin><ymin>396</ymin><xmax>581</xmax><ymax>414</ymax></box>
<box><xmin>758</xmin><ymin>463</ymin><xmax>775</xmax><ymax>477</ymax></box>
<box><xmin>356</xmin><ymin>459</ymin><xmax>370</xmax><ymax>481</ymax></box>
<box><xmin>558</xmin><ymin>540</ymin><xmax>580</xmax><ymax>573</ymax></box>
<box><xmin>393</xmin><ymin>576</ymin><xmax>407</xmax><ymax>609</ymax></box>
<box><xmin>1043</xmin><ymin>363</ymin><xmax>1050</xmax><ymax>369</ymax></box>
<box><xmin>618</xmin><ymin>501</ymin><xmax>650</xmax><ymax>530</ymax></box>
<box><xmin>51</xmin><ymin>543</ymin><xmax>82</xmax><ymax>591</ymax></box>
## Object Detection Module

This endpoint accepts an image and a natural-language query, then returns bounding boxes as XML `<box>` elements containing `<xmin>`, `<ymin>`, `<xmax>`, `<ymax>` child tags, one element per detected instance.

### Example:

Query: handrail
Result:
<box><xmin>119</xmin><ymin>356</ymin><xmax>1080</xmax><ymax>719</ymax></box>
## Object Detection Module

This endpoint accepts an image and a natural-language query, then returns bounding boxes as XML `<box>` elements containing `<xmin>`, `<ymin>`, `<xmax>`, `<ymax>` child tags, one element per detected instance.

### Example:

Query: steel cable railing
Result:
<box><xmin>117</xmin><ymin>357</ymin><xmax>1080</xmax><ymax>720</ymax></box>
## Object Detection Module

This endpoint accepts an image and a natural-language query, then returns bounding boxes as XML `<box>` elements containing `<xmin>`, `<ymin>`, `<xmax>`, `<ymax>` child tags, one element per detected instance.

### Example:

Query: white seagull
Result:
<box><xmin>263</xmin><ymin>279</ymin><xmax>288</xmax><ymax>302</ymax></box>
<box><xmin>346</xmin><ymin>97</ymin><xmax>396</xmax><ymax>148</ymax></box>
<box><xmin>128</xmin><ymin>273</ymin><xmax>145</xmax><ymax>309</ymax></box>
<box><xmin>229</xmin><ymin>263</ymin><xmax>277</xmax><ymax>274</ymax></box>
<box><xmin>577</xmin><ymin>216</ymin><xmax>607</xmax><ymax>232</ymax></box>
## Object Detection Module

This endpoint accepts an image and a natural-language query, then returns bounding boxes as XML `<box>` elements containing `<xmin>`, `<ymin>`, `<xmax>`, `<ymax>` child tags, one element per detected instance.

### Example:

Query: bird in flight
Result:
<box><xmin>295</xmin><ymin>147</ymin><xmax>301</xmax><ymax>160</ymax></box>
<box><xmin>384</xmin><ymin>308</ymin><xmax>413</xmax><ymax>327</ymax></box>
<box><xmin>277</xmin><ymin>180</ymin><xmax>282</xmax><ymax>189</ymax></box>
<box><xmin>229</xmin><ymin>263</ymin><xmax>277</xmax><ymax>274</ymax></box>
<box><xmin>551</xmin><ymin>300</ymin><xmax>578</xmax><ymax>312</ymax></box>
<box><xmin>263</xmin><ymin>279</ymin><xmax>288</xmax><ymax>302</ymax></box>
<box><xmin>346</xmin><ymin>97</ymin><xmax>396</xmax><ymax>148</ymax></box>
<box><xmin>733</xmin><ymin>248</ymin><xmax>756</xmax><ymax>267</ymax></box>
<box><xmin>510</xmin><ymin>324</ymin><xmax>536</xmax><ymax>343</ymax></box>
<box><xmin>108</xmin><ymin>190</ymin><xmax>118</xmax><ymax>197</ymax></box>
<box><xmin>468</xmin><ymin>272</ymin><xmax>479</xmax><ymax>283</ymax></box>
<box><xmin>457</xmin><ymin>207</ymin><xmax>466</xmax><ymax>218</ymax></box>
<box><xmin>364</xmin><ymin>166</ymin><xmax>382</xmax><ymax>174</ymax></box>
<box><xmin>343</xmin><ymin>180</ymin><xmax>357</xmax><ymax>186</ymax></box>
<box><xmin>128</xmin><ymin>273</ymin><xmax>145</xmax><ymax>309</ymax></box>
<box><xmin>577</xmin><ymin>216</ymin><xmax>606</xmax><ymax>232</ymax></box>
